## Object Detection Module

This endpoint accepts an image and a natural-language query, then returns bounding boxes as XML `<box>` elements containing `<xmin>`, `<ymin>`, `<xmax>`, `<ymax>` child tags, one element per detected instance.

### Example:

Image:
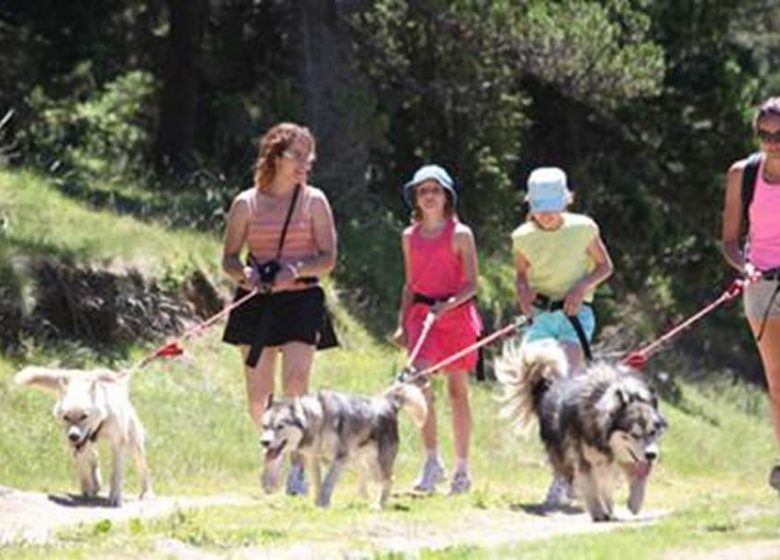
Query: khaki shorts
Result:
<box><xmin>743</xmin><ymin>279</ymin><xmax>780</xmax><ymax>319</ymax></box>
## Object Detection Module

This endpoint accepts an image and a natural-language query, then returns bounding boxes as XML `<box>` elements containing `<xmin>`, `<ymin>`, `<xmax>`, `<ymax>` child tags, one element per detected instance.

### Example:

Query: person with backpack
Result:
<box><xmin>511</xmin><ymin>166</ymin><xmax>614</xmax><ymax>508</ymax></box>
<box><xmin>721</xmin><ymin>97</ymin><xmax>780</xmax><ymax>493</ymax></box>
<box><xmin>221</xmin><ymin>122</ymin><xmax>338</xmax><ymax>495</ymax></box>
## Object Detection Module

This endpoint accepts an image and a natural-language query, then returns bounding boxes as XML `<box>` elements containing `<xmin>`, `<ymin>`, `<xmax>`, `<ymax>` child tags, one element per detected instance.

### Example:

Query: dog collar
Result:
<box><xmin>73</xmin><ymin>421</ymin><xmax>105</xmax><ymax>453</ymax></box>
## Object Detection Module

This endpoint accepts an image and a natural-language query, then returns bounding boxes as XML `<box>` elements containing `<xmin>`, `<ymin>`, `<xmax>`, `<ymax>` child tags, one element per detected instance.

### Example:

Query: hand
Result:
<box><xmin>742</xmin><ymin>262</ymin><xmax>761</xmax><ymax>282</ymax></box>
<box><xmin>430</xmin><ymin>297</ymin><xmax>455</xmax><ymax>318</ymax></box>
<box><xmin>391</xmin><ymin>326</ymin><xmax>407</xmax><ymax>348</ymax></box>
<box><xmin>563</xmin><ymin>284</ymin><xmax>586</xmax><ymax>316</ymax></box>
<box><xmin>516</xmin><ymin>286</ymin><xmax>536</xmax><ymax>317</ymax></box>
<box><xmin>240</xmin><ymin>265</ymin><xmax>260</xmax><ymax>291</ymax></box>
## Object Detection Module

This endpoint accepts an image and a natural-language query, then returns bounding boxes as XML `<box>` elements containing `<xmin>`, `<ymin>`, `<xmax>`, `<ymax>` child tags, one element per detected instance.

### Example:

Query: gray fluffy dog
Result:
<box><xmin>259</xmin><ymin>382</ymin><xmax>427</xmax><ymax>509</ymax></box>
<box><xmin>495</xmin><ymin>339</ymin><xmax>667</xmax><ymax>521</ymax></box>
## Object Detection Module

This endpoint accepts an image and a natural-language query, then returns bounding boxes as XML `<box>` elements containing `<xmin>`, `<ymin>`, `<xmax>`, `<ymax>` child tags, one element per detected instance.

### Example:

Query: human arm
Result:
<box><xmin>563</xmin><ymin>234</ymin><xmax>614</xmax><ymax>315</ymax></box>
<box><xmin>392</xmin><ymin>230</ymin><xmax>414</xmax><ymax>347</ymax></box>
<box><xmin>221</xmin><ymin>195</ymin><xmax>258</xmax><ymax>291</ymax></box>
<box><xmin>514</xmin><ymin>250</ymin><xmax>536</xmax><ymax>317</ymax></box>
<box><xmin>721</xmin><ymin>160</ymin><xmax>752</xmax><ymax>274</ymax></box>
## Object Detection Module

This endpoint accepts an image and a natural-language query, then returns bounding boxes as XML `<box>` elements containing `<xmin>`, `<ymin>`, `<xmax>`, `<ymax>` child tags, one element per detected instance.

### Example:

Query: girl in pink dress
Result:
<box><xmin>394</xmin><ymin>164</ymin><xmax>482</xmax><ymax>494</ymax></box>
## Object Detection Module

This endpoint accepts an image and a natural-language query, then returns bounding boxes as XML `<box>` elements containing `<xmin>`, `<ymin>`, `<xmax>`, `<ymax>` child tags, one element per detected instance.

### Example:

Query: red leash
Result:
<box><xmin>621</xmin><ymin>278</ymin><xmax>748</xmax><ymax>369</ymax></box>
<box><xmin>132</xmin><ymin>288</ymin><xmax>259</xmax><ymax>370</ymax></box>
<box><xmin>400</xmin><ymin>316</ymin><xmax>530</xmax><ymax>384</ymax></box>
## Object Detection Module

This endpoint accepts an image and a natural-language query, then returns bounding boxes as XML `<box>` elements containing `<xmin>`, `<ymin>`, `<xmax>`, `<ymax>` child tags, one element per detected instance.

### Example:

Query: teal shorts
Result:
<box><xmin>522</xmin><ymin>305</ymin><xmax>596</xmax><ymax>346</ymax></box>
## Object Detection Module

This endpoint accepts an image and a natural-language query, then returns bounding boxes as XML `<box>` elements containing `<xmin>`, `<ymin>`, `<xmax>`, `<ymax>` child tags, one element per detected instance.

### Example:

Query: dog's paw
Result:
<box><xmin>107</xmin><ymin>494</ymin><xmax>123</xmax><ymax>508</ymax></box>
<box><xmin>139</xmin><ymin>489</ymin><xmax>155</xmax><ymax>501</ymax></box>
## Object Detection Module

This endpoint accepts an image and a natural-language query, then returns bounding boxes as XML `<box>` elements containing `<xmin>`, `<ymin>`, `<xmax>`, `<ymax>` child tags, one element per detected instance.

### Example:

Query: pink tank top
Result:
<box><xmin>244</xmin><ymin>186</ymin><xmax>319</xmax><ymax>264</ymax></box>
<box><xmin>748</xmin><ymin>159</ymin><xmax>780</xmax><ymax>270</ymax></box>
<box><xmin>409</xmin><ymin>218</ymin><xmax>465</xmax><ymax>298</ymax></box>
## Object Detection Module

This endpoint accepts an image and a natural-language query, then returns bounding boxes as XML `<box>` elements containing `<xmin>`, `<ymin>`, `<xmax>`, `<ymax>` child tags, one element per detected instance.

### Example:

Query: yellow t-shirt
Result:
<box><xmin>511</xmin><ymin>212</ymin><xmax>599</xmax><ymax>302</ymax></box>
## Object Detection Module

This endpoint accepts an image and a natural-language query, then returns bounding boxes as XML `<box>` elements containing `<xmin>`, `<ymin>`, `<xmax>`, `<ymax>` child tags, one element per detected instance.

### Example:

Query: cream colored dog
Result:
<box><xmin>14</xmin><ymin>366</ymin><xmax>153</xmax><ymax>507</ymax></box>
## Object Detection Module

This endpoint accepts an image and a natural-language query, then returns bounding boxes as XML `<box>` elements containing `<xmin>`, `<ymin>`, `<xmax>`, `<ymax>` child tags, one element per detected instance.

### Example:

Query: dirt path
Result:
<box><xmin>2</xmin><ymin>485</ymin><xmax>777</xmax><ymax>558</ymax></box>
<box><xmin>0</xmin><ymin>485</ymin><xmax>253</xmax><ymax>545</ymax></box>
<box><xmin>1</xmin><ymin>484</ymin><xmax>667</xmax><ymax>555</ymax></box>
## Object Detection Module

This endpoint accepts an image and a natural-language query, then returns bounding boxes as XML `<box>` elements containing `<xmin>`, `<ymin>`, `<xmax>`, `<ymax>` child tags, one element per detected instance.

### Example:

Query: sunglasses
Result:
<box><xmin>281</xmin><ymin>149</ymin><xmax>316</xmax><ymax>165</ymax></box>
<box><xmin>757</xmin><ymin>129</ymin><xmax>780</xmax><ymax>143</ymax></box>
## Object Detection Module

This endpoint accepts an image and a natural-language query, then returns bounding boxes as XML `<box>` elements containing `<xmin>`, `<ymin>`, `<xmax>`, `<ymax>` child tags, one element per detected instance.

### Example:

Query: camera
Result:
<box><xmin>256</xmin><ymin>259</ymin><xmax>281</xmax><ymax>291</ymax></box>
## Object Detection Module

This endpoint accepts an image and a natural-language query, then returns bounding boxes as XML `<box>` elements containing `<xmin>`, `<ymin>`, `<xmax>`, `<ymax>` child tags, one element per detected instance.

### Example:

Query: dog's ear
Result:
<box><xmin>595</xmin><ymin>385</ymin><xmax>631</xmax><ymax>415</ymax></box>
<box><xmin>14</xmin><ymin>367</ymin><xmax>70</xmax><ymax>394</ymax></box>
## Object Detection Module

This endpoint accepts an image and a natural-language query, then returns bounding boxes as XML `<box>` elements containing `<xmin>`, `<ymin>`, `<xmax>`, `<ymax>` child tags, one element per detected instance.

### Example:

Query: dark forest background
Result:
<box><xmin>2</xmin><ymin>0</ymin><xmax>780</xmax><ymax>381</ymax></box>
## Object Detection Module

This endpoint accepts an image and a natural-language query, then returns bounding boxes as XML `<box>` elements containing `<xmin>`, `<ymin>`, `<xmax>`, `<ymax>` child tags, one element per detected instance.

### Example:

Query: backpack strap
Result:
<box><xmin>742</xmin><ymin>152</ymin><xmax>763</xmax><ymax>238</ymax></box>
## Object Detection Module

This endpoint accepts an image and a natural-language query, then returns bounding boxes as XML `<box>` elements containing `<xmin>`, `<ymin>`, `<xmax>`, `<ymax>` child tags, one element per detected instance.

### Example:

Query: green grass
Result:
<box><xmin>1</xmin><ymin>168</ymin><xmax>779</xmax><ymax>558</ymax></box>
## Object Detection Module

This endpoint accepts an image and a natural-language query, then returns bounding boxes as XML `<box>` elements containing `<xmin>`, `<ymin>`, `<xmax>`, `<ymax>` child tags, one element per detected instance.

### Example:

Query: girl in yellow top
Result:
<box><xmin>511</xmin><ymin>167</ymin><xmax>614</xmax><ymax>509</ymax></box>
<box><xmin>512</xmin><ymin>167</ymin><xmax>613</xmax><ymax>370</ymax></box>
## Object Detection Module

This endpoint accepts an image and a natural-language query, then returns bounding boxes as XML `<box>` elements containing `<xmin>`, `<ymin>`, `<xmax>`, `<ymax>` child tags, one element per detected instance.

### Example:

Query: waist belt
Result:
<box><xmin>760</xmin><ymin>267</ymin><xmax>780</xmax><ymax>281</ymax></box>
<box><xmin>412</xmin><ymin>293</ymin><xmax>449</xmax><ymax>306</ymax></box>
<box><xmin>412</xmin><ymin>293</ymin><xmax>474</xmax><ymax>308</ymax></box>
<box><xmin>532</xmin><ymin>295</ymin><xmax>593</xmax><ymax>362</ymax></box>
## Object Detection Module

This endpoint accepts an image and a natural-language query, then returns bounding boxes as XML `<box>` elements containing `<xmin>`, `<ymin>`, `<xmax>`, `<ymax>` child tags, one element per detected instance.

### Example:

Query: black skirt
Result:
<box><xmin>222</xmin><ymin>286</ymin><xmax>338</xmax><ymax>367</ymax></box>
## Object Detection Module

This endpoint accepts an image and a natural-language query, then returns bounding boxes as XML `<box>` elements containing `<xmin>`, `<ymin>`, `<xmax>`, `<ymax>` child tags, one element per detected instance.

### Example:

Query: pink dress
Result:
<box><xmin>403</xmin><ymin>218</ymin><xmax>483</xmax><ymax>372</ymax></box>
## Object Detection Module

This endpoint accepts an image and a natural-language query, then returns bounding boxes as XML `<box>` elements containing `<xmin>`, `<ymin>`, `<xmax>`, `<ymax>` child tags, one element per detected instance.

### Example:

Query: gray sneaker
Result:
<box><xmin>770</xmin><ymin>462</ymin><xmax>780</xmax><ymax>493</ymax></box>
<box><xmin>449</xmin><ymin>469</ymin><xmax>472</xmax><ymax>495</ymax></box>
<box><xmin>286</xmin><ymin>461</ymin><xmax>309</xmax><ymax>496</ymax></box>
<box><xmin>543</xmin><ymin>475</ymin><xmax>572</xmax><ymax>509</ymax></box>
<box><xmin>413</xmin><ymin>458</ymin><xmax>446</xmax><ymax>492</ymax></box>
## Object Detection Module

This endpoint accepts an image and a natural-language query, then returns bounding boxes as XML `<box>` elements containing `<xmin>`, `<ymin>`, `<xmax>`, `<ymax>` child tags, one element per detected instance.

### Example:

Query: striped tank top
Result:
<box><xmin>238</xmin><ymin>185</ymin><xmax>321</xmax><ymax>267</ymax></box>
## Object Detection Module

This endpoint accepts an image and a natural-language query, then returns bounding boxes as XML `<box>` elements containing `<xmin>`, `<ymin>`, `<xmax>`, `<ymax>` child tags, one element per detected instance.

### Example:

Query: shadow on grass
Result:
<box><xmin>510</xmin><ymin>502</ymin><xmax>585</xmax><ymax>517</ymax></box>
<box><xmin>47</xmin><ymin>493</ymin><xmax>117</xmax><ymax>508</ymax></box>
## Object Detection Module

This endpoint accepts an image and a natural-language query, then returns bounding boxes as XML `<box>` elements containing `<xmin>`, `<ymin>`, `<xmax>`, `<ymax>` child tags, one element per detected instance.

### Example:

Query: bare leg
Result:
<box><xmin>420</xmin><ymin>377</ymin><xmax>438</xmax><ymax>450</ymax></box>
<box><xmin>280</xmin><ymin>341</ymin><xmax>315</xmax><ymax>397</ymax></box>
<box><xmin>241</xmin><ymin>345</ymin><xmax>277</xmax><ymax>429</ymax></box>
<box><xmin>447</xmin><ymin>370</ymin><xmax>471</xmax><ymax>463</ymax></box>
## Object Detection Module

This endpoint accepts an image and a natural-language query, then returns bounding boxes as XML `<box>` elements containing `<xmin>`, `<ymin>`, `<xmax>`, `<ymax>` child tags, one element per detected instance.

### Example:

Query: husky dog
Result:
<box><xmin>495</xmin><ymin>340</ymin><xmax>667</xmax><ymax>521</ymax></box>
<box><xmin>14</xmin><ymin>366</ymin><xmax>153</xmax><ymax>507</ymax></box>
<box><xmin>260</xmin><ymin>383</ymin><xmax>427</xmax><ymax>509</ymax></box>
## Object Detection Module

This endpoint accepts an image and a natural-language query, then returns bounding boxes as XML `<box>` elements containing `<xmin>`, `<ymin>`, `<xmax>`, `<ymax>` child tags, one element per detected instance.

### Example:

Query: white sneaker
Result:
<box><xmin>286</xmin><ymin>461</ymin><xmax>309</xmax><ymax>496</ymax></box>
<box><xmin>543</xmin><ymin>475</ymin><xmax>572</xmax><ymax>509</ymax></box>
<box><xmin>449</xmin><ymin>469</ymin><xmax>472</xmax><ymax>495</ymax></box>
<box><xmin>413</xmin><ymin>458</ymin><xmax>446</xmax><ymax>492</ymax></box>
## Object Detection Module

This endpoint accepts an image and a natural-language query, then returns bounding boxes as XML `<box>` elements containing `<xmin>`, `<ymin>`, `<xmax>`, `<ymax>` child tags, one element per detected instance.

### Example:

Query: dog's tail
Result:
<box><xmin>384</xmin><ymin>382</ymin><xmax>428</xmax><ymax>428</ymax></box>
<box><xmin>494</xmin><ymin>339</ymin><xmax>569</xmax><ymax>431</ymax></box>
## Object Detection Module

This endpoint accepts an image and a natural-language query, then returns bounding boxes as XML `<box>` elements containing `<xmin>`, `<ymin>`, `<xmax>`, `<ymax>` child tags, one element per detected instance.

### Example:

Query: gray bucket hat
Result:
<box><xmin>403</xmin><ymin>164</ymin><xmax>457</xmax><ymax>208</ymax></box>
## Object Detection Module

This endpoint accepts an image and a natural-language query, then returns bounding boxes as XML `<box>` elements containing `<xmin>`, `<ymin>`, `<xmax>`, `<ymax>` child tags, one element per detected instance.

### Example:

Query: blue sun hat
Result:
<box><xmin>402</xmin><ymin>164</ymin><xmax>457</xmax><ymax>208</ymax></box>
<box><xmin>526</xmin><ymin>167</ymin><xmax>569</xmax><ymax>212</ymax></box>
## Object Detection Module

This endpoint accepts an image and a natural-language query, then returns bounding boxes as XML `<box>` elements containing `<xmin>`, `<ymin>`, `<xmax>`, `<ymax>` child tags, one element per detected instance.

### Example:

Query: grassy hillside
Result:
<box><xmin>1</xmin><ymin>169</ymin><xmax>778</xmax><ymax>558</ymax></box>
